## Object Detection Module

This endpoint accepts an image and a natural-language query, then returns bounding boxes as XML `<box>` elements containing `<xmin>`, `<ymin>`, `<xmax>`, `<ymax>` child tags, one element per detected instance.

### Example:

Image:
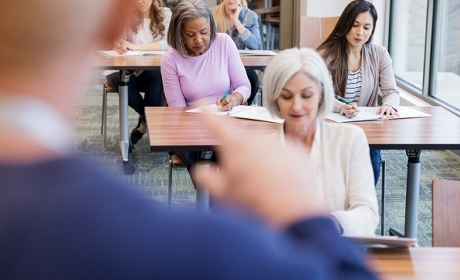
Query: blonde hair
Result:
<box><xmin>263</xmin><ymin>48</ymin><xmax>334</xmax><ymax>121</ymax></box>
<box><xmin>213</xmin><ymin>0</ymin><xmax>248</xmax><ymax>34</ymax></box>
<box><xmin>130</xmin><ymin>0</ymin><xmax>166</xmax><ymax>38</ymax></box>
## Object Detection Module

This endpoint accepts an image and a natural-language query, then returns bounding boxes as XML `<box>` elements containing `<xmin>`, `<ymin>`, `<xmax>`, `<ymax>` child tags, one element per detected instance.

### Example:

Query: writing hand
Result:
<box><xmin>113</xmin><ymin>40</ymin><xmax>127</xmax><ymax>54</ymax></box>
<box><xmin>216</xmin><ymin>93</ymin><xmax>237</xmax><ymax>111</ymax></box>
<box><xmin>122</xmin><ymin>40</ymin><xmax>135</xmax><ymax>51</ymax></box>
<box><xmin>341</xmin><ymin>103</ymin><xmax>359</xmax><ymax>118</ymax></box>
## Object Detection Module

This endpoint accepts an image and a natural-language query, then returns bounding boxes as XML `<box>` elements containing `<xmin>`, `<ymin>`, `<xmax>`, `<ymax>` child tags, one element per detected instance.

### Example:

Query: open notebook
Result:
<box><xmin>345</xmin><ymin>235</ymin><xmax>417</xmax><ymax>248</ymax></box>
<box><xmin>99</xmin><ymin>50</ymin><xmax>166</xmax><ymax>56</ymax></box>
<box><xmin>238</xmin><ymin>50</ymin><xmax>277</xmax><ymax>56</ymax></box>
<box><xmin>186</xmin><ymin>104</ymin><xmax>284</xmax><ymax>124</ymax></box>
<box><xmin>326</xmin><ymin>106</ymin><xmax>432</xmax><ymax>123</ymax></box>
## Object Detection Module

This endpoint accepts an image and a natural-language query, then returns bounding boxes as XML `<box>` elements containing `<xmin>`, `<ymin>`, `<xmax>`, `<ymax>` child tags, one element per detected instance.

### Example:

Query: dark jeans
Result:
<box><xmin>370</xmin><ymin>149</ymin><xmax>381</xmax><ymax>186</ymax></box>
<box><xmin>106</xmin><ymin>69</ymin><xmax>163</xmax><ymax>120</ymax></box>
<box><xmin>245</xmin><ymin>68</ymin><xmax>260</xmax><ymax>106</ymax></box>
<box><xmin>176</xmin><ymin>151</ymin><xmax>218</xmax><ymax>188</ymax></box>
<box><xmin>176</xmin><ymin>151</ymin><xmax>218</xmax><ymax>171</ymax></box>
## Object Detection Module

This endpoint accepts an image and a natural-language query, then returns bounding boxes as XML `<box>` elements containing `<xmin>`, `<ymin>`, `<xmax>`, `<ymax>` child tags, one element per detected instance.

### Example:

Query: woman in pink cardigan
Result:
<box><xmin>161</xmin><ymin>0</ymin><xmax>251</xmax><ymax>177</ymax></box>
<box><xmin>317</xmin><ymin>0</ymin><xmax>400</xmax><ymax>185</ymax></box>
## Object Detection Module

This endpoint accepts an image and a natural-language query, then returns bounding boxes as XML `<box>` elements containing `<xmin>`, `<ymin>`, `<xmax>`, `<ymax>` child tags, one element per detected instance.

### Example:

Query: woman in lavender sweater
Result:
<box><xmin>161</xmin><ymin>0</ymin><xmax>251</xmax><ymax>176</ymax></box>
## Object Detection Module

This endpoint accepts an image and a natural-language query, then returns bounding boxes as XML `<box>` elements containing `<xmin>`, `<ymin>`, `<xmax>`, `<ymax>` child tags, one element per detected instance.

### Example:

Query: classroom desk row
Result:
<box><xmin>93</xmin><ymin>52</ymin><xmax>460</xmax><ymax>241</ymax></box>
<box><xmin>145</xmin><ymin>106</ymin><xmax>460</xmax><ymax>239</ymax></box>
<box><xmin>92</xmin><ymin>52</ymin><xmax>274</xmax><ymax>174</ymax></box>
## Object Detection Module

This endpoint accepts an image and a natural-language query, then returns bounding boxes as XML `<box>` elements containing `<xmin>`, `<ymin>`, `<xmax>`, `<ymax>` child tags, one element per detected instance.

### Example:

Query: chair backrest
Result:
<box><xmin>432</xmin><ymin>179</ymin><xmax>460</xmax><ymax>247</ymax></box>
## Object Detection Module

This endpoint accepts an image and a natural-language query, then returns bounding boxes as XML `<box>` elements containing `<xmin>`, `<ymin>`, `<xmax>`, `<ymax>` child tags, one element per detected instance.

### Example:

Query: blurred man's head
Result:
<box><xmin>0</xmin><ymin>0</ymin><xmax>132</xmax><ymax>105</ymax></box>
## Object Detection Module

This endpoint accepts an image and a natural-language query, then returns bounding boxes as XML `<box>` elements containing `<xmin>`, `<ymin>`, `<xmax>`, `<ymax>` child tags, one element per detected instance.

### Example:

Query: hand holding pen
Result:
<box><xmin>335</xmin><ymin>95</ymin><xmax>359</xmax><ymax>118</ymax></box>
<box><xmin>114</xmin><ymin>39</ymin><xmax>128</xmax><ymax>54</ymax></box>
<box><xmin>217</xmin><ymin>89</ymin><xmax>233</xmax><ymax>111</ymax></box>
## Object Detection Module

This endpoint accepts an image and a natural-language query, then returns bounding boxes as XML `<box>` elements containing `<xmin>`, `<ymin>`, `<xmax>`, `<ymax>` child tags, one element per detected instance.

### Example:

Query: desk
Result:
<box><xmin>367</xmin><ymin>247</ymin><xmax>460</xmax><ymax>279</ymax></box>
<box><xmin>147</xmin><ymin>106</ymin><xmax>460</xmax><ymax>234</ymax></box>
<box><xmin>145</xmin><ymin>107</ymin><xmax>279</xmax><ymax>210</ymax></box>
<box><xmin>92</xmin><ymin>52</ymin><xmax>274</xmax><ymax>174</ymax></box>
<box><xmin>347</xmin><ymin>106</ymin><xmax>460</xmax><ymax>239</ymax></box>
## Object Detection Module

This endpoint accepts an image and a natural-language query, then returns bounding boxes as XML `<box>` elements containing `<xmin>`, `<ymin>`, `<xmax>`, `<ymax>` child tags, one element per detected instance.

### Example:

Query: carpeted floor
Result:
<box><xmin>73</xmin><ymin>83</ymin><xmax>460</xmax><ymax>247</ymax></box>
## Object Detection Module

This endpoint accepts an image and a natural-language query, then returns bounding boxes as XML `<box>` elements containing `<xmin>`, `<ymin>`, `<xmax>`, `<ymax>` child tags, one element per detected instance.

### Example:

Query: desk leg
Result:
<box><xmin>404</xmin><ymin>149</ymin><xmax>421</xmax><ymax>238</ymax></box>
<box><xmin>195</xmin><ymin>160</ymin><xmax>210</xmax><ymax>212</ymax></box>
<box><xmin>389</xmin><ymin>150</ymin><xmax>421</xmax><ymax>240</ymax></box>
<box><xmin>118</xmin><ymin>70</ymin><xmax>135</xmax><ymax>175</ymax></box>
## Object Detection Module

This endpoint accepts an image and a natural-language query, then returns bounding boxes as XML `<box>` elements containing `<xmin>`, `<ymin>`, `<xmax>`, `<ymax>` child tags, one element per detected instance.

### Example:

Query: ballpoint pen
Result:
<box><xmin>334</xmin><ymin>94</ymin><xmax>352</xmax><ymax>105</ymax></box>
<box><xmin>221</xmin><ymin>89</ymin><xmax>229</xmax><ymax>103</ymax></box>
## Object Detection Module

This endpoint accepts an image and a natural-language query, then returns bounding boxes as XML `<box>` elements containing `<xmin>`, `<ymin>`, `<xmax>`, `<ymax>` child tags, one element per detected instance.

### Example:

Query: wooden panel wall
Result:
<box><xmin>299</xmin><ymin>16</ymin><xmax>339</xmax><ymax>49</ymax></box>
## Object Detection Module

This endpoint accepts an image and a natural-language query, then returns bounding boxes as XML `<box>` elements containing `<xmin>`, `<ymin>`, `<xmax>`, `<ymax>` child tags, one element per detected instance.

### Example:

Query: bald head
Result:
<box><xmin>0</xmin><ymin>0</ymin><xmax>131</xmax><ymax>74</ymax></box>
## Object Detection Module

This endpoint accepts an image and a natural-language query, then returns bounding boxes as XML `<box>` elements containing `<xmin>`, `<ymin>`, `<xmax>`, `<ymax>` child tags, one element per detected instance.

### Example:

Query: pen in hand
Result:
<box><xmin>334</xmin><ymin>94</ymin><xmax>351</xmax><ymax>105</ymax></box>
<box><xmin>335</xmin><ymin>95</ymin><xmax>359</xmax><ymax>117</ymax></box>
<box><xmin>218</xmin><ymin>89</ymin><xmax>230</xmax><ymax>111</ymax></box>
<box><xmin>221</xmin><ymin>89</ymin><xmax>229</xmax><ymax>103</ymax></box>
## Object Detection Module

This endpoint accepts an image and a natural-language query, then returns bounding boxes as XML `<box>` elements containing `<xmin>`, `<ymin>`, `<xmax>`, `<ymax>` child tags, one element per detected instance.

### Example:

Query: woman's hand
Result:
<box><xmin>216</xmin><ymin>93</ymin><xmax>240</xmax><ymax>111</ymax></box>
<box><xmin>122</xmin><ymin>40</ymin><xmax>136</xmax><ymax>51</ymax></box>
<box><xmin>113</xmin><ymin>40</ymin><xmax>127</xmax><ymax>54</ymax></box>
<box><xmin>376</xmin><ymin>104</ymin><xmax>399</xmax><ymax>117</ymax></box>
<box><xmin>229</xmin><ymin>4</ymin><xmax>242</xmax><ymax>25</ymax></box>
<box><xmin>340</xmin><ymin>103</ymin><xmax>359</xmax><ymax>118</ymax></box>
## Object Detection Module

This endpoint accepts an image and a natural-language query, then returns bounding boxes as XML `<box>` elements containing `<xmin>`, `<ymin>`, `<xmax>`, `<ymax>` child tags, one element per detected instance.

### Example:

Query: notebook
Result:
<box><xmin>99</xmin><ymin>50</ymin><xmax>166</xmax><ymax>56</ymax></box>
<box><xmin>326</xmin><ymin>106</ymin><xmax>432</xmax><ymax>123</ymax></box>
<box><xmin>238</xmin><ymin>50</ymin><xmax>278</xmax><ymax>56</ymax></box>
<box><xmin>345</xmin><ymin>235</ymin><xmax>417</xmax><ymax>248</ymax></box>
<box><xmin>186</xmin><ymin>104</ymin><xmax>284</xmax><ymax>124</ymax></box>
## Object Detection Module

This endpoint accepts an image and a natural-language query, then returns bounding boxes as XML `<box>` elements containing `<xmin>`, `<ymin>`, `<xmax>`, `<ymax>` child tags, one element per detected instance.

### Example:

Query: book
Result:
<box><xmin>186</xmin><ymin>104</ymin><xmax>284</xmax><ymax>124</ymax></box>
<box><xmin>345</xmin><ymin>235</ymin><xmax>417</xmax><ymax>248</ymax></box>
<box><xmin>326</xmin><ymin>106</ymin><xmax>432</xmax><ymax>123</ymax></box>
<box><xmin>238</xmin><ymin>50</ymin><xmax>278</xmax><ymax>56</ymax></box>
<box><xmin>99</xmin><ymin>50</ymin><xmax>166</xmax><ymax>57</ymax></box>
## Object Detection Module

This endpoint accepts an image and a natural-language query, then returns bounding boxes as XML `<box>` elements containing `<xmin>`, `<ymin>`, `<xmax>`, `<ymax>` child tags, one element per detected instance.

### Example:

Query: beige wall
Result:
<box><xmin>283</xmin><ymin>0</ymin><xmax>386</xmax><ymax>49</ymax></box>
<box><xmin>203</xmin><ymin>0</ymin><xmax>217</xmax><ymax>7</ymax></box>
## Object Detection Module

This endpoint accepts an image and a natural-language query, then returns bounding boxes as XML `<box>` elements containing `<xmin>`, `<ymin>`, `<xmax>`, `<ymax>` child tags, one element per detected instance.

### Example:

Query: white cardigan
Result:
<box><xmin>272</xmin><ymin>121</ymin><xmax>379</xmax><ymax>236</ymax></box>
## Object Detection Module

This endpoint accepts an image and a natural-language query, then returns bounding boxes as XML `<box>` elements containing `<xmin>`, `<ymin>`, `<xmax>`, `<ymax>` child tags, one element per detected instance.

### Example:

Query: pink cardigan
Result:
<box><xmin>161</xmin><ymin>33</ymin><xmax>251</xmax><ymax>107</ymax></box>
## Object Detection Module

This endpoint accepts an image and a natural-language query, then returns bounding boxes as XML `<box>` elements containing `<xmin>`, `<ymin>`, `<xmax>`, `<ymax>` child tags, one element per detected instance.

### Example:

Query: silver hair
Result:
<box><xmin>263</xmin><ymin>48</ymin><xmax>334</xmax><ymax>120</ymax></box>
<box><xmin>167</xmin><ymin>0</ymin><xmax>217</xmax><ymax>57</ymax></box>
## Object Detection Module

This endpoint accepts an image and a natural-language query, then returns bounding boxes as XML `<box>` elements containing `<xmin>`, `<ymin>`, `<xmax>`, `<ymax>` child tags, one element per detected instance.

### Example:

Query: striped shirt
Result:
<box><xmin>345</xmin><ymin>69</ymin><xmax>362</xmax><ymax>103</ymax></box>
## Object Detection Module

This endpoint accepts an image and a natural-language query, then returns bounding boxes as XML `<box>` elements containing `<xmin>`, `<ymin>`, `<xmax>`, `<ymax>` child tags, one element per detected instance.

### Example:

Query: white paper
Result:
<box><xmin>326</xmin><ymin>106</ymin><xmax>432</xmax><ymax>123</ymax></box>
<box><xmin>238</xmin><ymin>50</ymin><xmax>278</xmax><ymax>56</ymax></box>
<box><xmin>98</xmin><ymin>50</ymin><xmax>166</xmax><ymax>57</ymax></box>
<box><xmin>345</xmin><ymin>235</ymin><xmax>417</xmax><ymax>248</ymax></box>
<box><xmin>186</xmin><ymin>104</ymin><xmax>284</xmax><ymax>124</ymax></box>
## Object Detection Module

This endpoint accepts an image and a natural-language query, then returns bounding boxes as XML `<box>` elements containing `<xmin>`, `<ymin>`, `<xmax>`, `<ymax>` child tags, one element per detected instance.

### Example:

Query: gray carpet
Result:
<box><xmin>73</xmin><ymin>83</ymin><xmax>460</xmax><ymax>247</ymax></box>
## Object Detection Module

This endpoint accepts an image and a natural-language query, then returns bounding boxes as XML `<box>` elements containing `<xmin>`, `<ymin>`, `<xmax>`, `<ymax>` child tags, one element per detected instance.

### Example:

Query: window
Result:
<box><xmin>431</xmin><ymin>0</ymin><xmax>460</xmax><ymax>110</ymax></box>
<box><xmin>389</xmin><ymin>0</ymin><xmax>427</xmax><ymax>92</ymax></box>
<box><xmin>389</xmin><ymin>0</ymin><xmax>460</xmax><ymax>112</ymax></box>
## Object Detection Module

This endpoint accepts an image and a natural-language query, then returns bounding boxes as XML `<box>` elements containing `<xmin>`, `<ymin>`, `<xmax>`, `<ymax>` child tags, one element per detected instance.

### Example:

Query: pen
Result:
<box><xmin>221</xmin><ymin>89</ymin><xmax>229</xmax><ymax>103</ymax></box>
<box><xmin>334</xmin><ymin>94</ymin><xmax>352</xmax><ymax>105</ymax></box>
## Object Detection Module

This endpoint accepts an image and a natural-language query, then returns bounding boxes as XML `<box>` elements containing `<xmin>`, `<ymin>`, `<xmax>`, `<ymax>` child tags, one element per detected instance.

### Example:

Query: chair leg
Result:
<box><xmin>101</xmin><ymin>82</ymin><xmax>108</xmax><ymax>148</ymax></box>
<box><xmin>380</xmin><ymin>159</ymin><xmax>386</xmax><ymax>236</ymax></box>
<box><xmin>168</xmin><ymin>152</ymin><xmax>174</xmax><ymax>208</ymax></box>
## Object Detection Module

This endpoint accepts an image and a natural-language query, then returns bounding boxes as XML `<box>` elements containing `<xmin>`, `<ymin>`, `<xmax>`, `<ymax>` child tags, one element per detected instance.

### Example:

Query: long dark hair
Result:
<box><xmin>316</xmin><ymin>0</ymin><xmax>378</xmax><ymax>97</ymax></box>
